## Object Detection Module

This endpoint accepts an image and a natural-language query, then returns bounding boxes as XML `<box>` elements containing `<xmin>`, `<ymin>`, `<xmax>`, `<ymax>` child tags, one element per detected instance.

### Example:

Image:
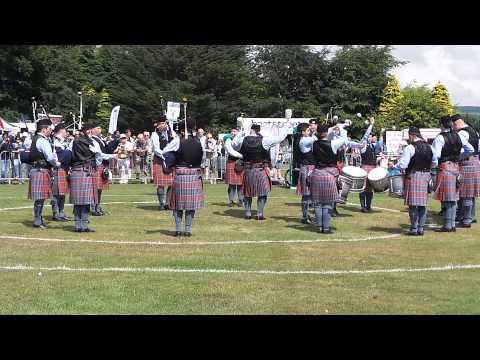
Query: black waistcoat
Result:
<box><xmin>71</xmin><ymin>135</ymin><xmax>96</xmax><ymax>168</ymax></box>
<box><xmin>313</xmin><ymin>140</ymin><xmax>337</xmax><ymax>168</ymax></box>
<box><xmin>30</xmin><ymin>134</ymin><xmax>52</xmax><ymax>168</ymax></box>
<box><xmin>406</xmin><ymin>141</ymin><xmax>433</xmax><ymax>174</ymax></box>
<box><xmin>176</xmin><ymin>137</ymin><xmax>203</xmax><ymax>168</ymax></box>
<box><xmin>460</xmin><ymin>126</ymin><xmax>479</xmax><ymax>155</ymax></box>
<box><xmin>240</xmin><ymin>136</ymin><xmax>269</xmax><ymax>163</ymax></box>
<box><xmin>361</xmin><ymin>143</ymin><xmax>377</xmax><ymax>165</ymax></box>
<box><xmin>439</xmin><ymin>132</ymin><xmax>462</xmax><ymax>163</ymax></box>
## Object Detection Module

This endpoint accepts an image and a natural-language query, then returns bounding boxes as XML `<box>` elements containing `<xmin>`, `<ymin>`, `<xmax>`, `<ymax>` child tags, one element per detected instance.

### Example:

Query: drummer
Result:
<box><xmin>431</xmin><ymin>116</ymin><xmax>474</xmax><ymax>232</ymax></box>
<box><xmin>359</xmin><ymin>125</ymin><xmax>383</xmax><ymax>213</ymax></box>
<box><xmin>391</xmin><ymin>127</ymin><xmax>436</xmax><ymax>236</ymax></box>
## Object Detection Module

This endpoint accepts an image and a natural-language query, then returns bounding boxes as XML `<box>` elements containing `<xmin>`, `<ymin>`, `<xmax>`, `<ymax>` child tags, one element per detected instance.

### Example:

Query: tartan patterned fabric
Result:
<box><xmin>28</xmin><ymin>168</ymin><xmax>52</xmax><ymax>200</ymax></box>
<box><xmin>434</xmin><ymin>161</ymin><xmax>459</xmax><ymax>202</ymax></box>
<box><xmin>152</xmin><ymin>162</ymin><xmax>174</xmax><ymax>187</ymax></box>
<box><xmin>308</xmin><ymin>167</ymin><xmax>339</xmax><ymax>204</ymax></box>
<box><xmin>242</xmin><ymin>163</ymin><xmax>272</xmax><ymax>198</ymax></box>
<box><xmin>459</xmin><ymin>156</ymin><xmax>480</xmax><ymax>198</ymax></box>
<box><xmin>93</xmin><ymin>164</ymin><xmax>109</xmax><ymax>190</ymax></box>
<box><xmin>361</xmin><ymin>164</ymin><xmax>377</xmax><ymax>192</ymax></box>
<box><xmin>69</xmin><ymin>169</ymin><xmax>97</xmax><ymax>205</ymax></box>
<box><xmin>52</xmin><ymin>168</ymin><xmax>70</xmax><ymax>196</ymax></box>
<box><xmin>169</xmin><ymin>167</ymin><xmax>204</xmax><ymax>210</ymax></box>
<box><xmin>296</xmin><ymin>164</ymin><xmax>315</xmax><ymax>196</ymax></box>
<box><xmin>404</xmin><ymin>171</ymin><xmax>431</xmax><ymax>207</ymax></box>
<box><xmin>224</xmin><ymin>159</ymin><xmax>243</xmax><ymax>185</ymax></box>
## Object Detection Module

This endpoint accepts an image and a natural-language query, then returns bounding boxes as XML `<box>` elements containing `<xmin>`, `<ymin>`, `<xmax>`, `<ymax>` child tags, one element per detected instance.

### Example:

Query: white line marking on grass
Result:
<box><xmin>345</xmin><ymin>203</ymin><xmax>402</xmax><ymax>213</ymax></box>
<box><xmin>0</xmin><ymin>234</ymin><xmax>401</xmax><ymax>246</ymax></box>
<box><xmin>1</xmin><ymin>263</ymin><xmax>479</xmax><ymax>276</ymax></box>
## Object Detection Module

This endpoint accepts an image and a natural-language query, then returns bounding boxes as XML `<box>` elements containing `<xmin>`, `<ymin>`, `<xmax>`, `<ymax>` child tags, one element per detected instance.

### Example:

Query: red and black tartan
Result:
<box><xmin>361</xmin><ymin>164</ymin><xmax>377</xmax><ymax>192</ymax></box>
<box><xmin>308</xmin><ymin>167</ymin><xmax>339</xmax><ymax>204</ymax></box>
<box><xmin>28</xmin><ymin>168</ymin><xmax>52</xmax><ymax>200</ymax></box>
<box><xmin>459</xmin><ymin>156</ymin><xmax>480</xmax><ymax>198</ymax></box>
<box><xmin>69</xmin><ymin>168</ymin><xmax>97</xmax><ymax>205</ymax></box>
<box><xmin>242</xmin><ymin>163</ymin><xmax>272</xmax><ymax>198</ymax></box>
<box><xmin>434</xmin><ymin>161</ymin><xmax>459</xmax><ymax>202</ymax></box>
<box><xmin>52</xmin><ymin>168</ymin><xmax>70</xmax><ymax>196</ymax></box>
<box><xmin>169</xmin><ymin>167</ymin><xmax>204</xmax><ymax>210</ymax></box>
<box><xmin>152</xmin><ymin>157</ymin><xmax>174</xmax><ymax>187</ymax></box>
<box><xmin>224</xmin><ymin>159</ymin><xmax>243</xmax><ymax>185</ymax></box>
<box><xmin>93</xmin><ymin>164</ymin><xmax>110</xmax><ymax>190</ymax></box>
<box><xmin>404</xmin><ymin>171</ymin><xmax>431</xmax><ymax>207</ymax></box>
<box><xmin>296</xmin><ymin>164</ymin><xmax>315</xmax><ymax>196</ymax></box>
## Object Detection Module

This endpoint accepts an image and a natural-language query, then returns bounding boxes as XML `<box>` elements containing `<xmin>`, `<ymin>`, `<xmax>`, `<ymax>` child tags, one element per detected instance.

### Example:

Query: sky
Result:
<box><xmin>312</xmin><ymin>45</ymin><xmax>480</xmax><ymax>106</ymax></box>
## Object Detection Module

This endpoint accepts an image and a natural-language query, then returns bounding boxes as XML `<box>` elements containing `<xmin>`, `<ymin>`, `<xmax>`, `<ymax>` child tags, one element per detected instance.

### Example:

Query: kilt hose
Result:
<box><xmin>308</xmin><ymin>167</ymin><xmax>339</xmax><ymax>205</ymax></box>
<box><xmin>169</xmin><ymin>167</ymin><xmax>204</xmax><ymax>210</ymax></box>
<box><xmin>52</xmin><ymin>168</ymin><xmax>70</xmax><ymax>196</ymax></box>
<box><xmin>153</xmin><ymin>162</ymin><xmax>175</xmax><ymax>187</ymax></box>
<box><xmin>28</xmin><ymin>168</ymin><xmax>52</xmax><ymax>201</ymax></box>
<box><xmin>404</xmin><ymin>171</ymin><xmax>431</xmax><ymax>207</ymax></box>
<box><xmin>361</xmin><ymin>164</ymin><xmax>377</xmax><ymax>192</ymax></box>
<box><xmin>459</xmin><ymin>156</ymin><xmax>480</xmax><ymax>198</ymax></box>
<box><xmin>93</xmin><ymin>164</ymin><xmax>109</xmax><ymax>190</ymax></box>
<box><xmin>225</xmin><ymin>159</ymin><xmax>243</xmax><ymax>186</ymax></box>
<box><xmin>242</xmin><ymin>163</ymin><xmax>272</xmax><ymax>198</ymax></box>
<box><xmin>296</xmin><ymin>164</ymin><xmax>315</xmax><ymax>196</ymax></box>
<box><xmin>434</xmin><ymin>161</ymin><xmax>460</xmax><ymax>202</ymax></box>
<box><xmin>69</xmin><ymin>168</ymin><xmax>97</xmax><ymax>206</ymax></box>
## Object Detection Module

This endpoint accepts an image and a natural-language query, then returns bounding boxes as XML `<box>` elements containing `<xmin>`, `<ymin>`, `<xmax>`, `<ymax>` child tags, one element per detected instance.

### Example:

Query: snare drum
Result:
<box><xmin>368</xmin><ymin>167</ymin><xmax>389</xmax><ymax>192</ymax></box>
<box><xmin>337</xmin><ymin>166</ymin><xmax>367</xmax><ymax>203</ymax></box>
<box><xmin>389</xmin><ymin>174</ymin><xmax>405</xmax><ymax>198</ymax></box>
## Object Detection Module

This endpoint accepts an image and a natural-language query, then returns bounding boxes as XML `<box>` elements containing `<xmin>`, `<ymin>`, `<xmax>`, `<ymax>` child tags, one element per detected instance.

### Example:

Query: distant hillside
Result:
<box><xmin>458</xmin><ymin>106</ymin><xmax>480</xmax><ymax>114</ymax></box>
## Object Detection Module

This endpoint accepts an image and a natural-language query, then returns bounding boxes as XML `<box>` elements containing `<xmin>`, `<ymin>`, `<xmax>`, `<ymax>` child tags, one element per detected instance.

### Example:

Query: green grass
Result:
<box><xmin>0</xmin><ymin>183</ymin><xmax>480</xmax><ymax>314</ymax></box>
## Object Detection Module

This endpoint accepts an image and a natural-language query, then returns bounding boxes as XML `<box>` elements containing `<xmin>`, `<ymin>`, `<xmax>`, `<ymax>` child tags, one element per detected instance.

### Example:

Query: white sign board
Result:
<box><xmin>167</xmin><ymin>102</ymin><xmax>181</xmax><ymax>123</ymax></box>
<box><xmin>237</xmin><ymin>118</ymin><xmax>312</xmax><ymax>138</ymax></box>
<box><xmin>108</xmin><ymin>106</ymin><xmax>120</xmax><ymax>134</ymax></box>
<box><xmin>385</xmin><ymin>131</ymin><xmax>407</xmax><ymax>155</ymax></box>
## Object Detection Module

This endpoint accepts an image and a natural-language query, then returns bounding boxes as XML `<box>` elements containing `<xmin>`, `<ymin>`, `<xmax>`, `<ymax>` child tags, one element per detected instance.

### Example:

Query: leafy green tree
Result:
<box><xmin>432</xmin><ymin>82</ymin><xmax>453</xmax><ymax>116</ymax></box>
<box><xmin>96</xmin><ymin>88</ymin><xmax>112</xmax><ymax>130</ymax></box>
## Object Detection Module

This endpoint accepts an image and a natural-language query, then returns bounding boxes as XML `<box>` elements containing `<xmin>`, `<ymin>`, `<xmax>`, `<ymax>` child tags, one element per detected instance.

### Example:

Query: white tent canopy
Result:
<box><xmin>237</xmin><ymin>117</ymin><xmax>313</xmax><ymax>138</ymax></box>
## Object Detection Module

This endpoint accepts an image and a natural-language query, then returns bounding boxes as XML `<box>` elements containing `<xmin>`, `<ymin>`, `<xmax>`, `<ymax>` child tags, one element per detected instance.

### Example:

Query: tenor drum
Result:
<box><xmin>337</xmin><ymin>166</ymin><xmax>367</xmax><ymax>203</ymax></box>
<box><xmin>389</xmin><ymin>175</ymin><xmax>405</xmax><ymax>198</ymax></box>
<box><xmin>367</xmin><ymin>167</ymin><xmax>389</xmax><ymax>192</ymax></box>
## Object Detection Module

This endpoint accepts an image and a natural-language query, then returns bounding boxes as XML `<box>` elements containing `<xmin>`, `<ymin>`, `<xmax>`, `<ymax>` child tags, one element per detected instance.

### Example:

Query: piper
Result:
<box><xmin>223</xmin><ymin>128</ymin><xmax>244</xmax><ymax>207</ymax></box>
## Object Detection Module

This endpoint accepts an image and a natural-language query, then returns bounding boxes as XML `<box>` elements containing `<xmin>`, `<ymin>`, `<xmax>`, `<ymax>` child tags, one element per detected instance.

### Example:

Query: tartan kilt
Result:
<box><xmin>434</xmin><ymin>161</ymin><xmax>459</xmax><ymax>202</ymax></box>
<box><xmin>152</xmin><ymin>162</ymin><xmax>174</xmax><ymax>187</ymax></box>
<box><xmin>169</xmin><ymin>167</ymin><xmax>204</xmax><ymax>210</ymax></box>
<box><xmin>404</xmin><ymin>171</ymin><xmax>431</xmax><ymax>207</ymax></box>
<box><xmin>28</xmin><ymin>168</ymin><xmax>52</xmax><ymax>200</ymax></box>
<box><xmin>361</xmin><ymin>164</ymin><xmax>377</xmax><ymax>192</ymax></box>
<box><xmin>94</xmin><ymin>164</ymin><xmax>109</xmax><ymax>190</ymax></box>
<box><xmin>225</xmin><ymin>159</ymin><xmax>243</xmax><ymax>185</ymax></box>
<box><xmin>52</xmin><ymin>168</ymin><xmax>70</xmax><ymax>196</ymax></box>
<box><xmin>296</xmin><ymin>164</ymin><xmax>315</xmax><ymax>196</ymax></box>
<box><xmin>459</xmin><ymin>156</ymin><xmax>480</xmax><ymax>198</ymax></box>
<box><xmin>242</xmin><ymin>163</ymin><xmax>272</xmax><ymax>198</ymax></box>
<box><xmin>69</xmin><ymin>168</ymin><xmax>97</xmax><ymax>205</ymax></box>
<box><xmin>308</xmin><ymin>167</ymin><xmax>339</xmax><ymax>204</ymax></box>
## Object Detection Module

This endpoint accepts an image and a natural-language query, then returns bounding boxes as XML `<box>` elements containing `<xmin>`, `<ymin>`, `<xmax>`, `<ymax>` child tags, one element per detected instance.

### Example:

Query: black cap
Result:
<box><xmin>36</xmin><ymin>118</ymin><xmax>52</xmax><ymax>130</ymax></box>
<box><xmin>251</xmin><ymin>124</ymin><xmax>261</xmax><ymax>133</ymax></box>
<box><xmin>54</xmin><ymin>123</ymin><xmax>66</xmax><ymax>133</ymax></box>
<box><xmin>408</xmin><ymin>127</ymin><xmax>422</xmax><ymax>137</ymax></box>
<box><xmin>450</xmin><ymin>114</ymin><xmax>463</xmax><ymax>122</ymax></box>
<box><xmin>309</xmin><ymin>118</ymin><xmax>317</xmax><ymax>124</ymax></box>
<box><xmin>439</xmin><ymin>116</ymin><xmax>452</xmax><ymax>129</ymax></box>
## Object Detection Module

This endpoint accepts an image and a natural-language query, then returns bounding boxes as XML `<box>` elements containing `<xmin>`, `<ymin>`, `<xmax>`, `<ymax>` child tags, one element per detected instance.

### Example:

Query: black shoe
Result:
<box><xmin>74</xmin><ymin>228</ymin><xmax>83</xmax><ymax>233</ymax></box>
<box><xmin>236</xmin><ymin>201</ymin><xmax>243</xmax><ymax>207</ymax></box>
<box><xmin>245</xmin><ymin>216</ymin><xmax>252</xmax><ymax>220</ymax></box>
<box><xmin>459</xmin><ymin>223</ymin><xmax>472</xmax><ymax>228</ymax></box>
<box><xmin>83</xmin><ymin>228</ymin><xmax>96</xmax><ymax>233</ymax></box>
<box><xmin>174</xmin><ymin>231</ymin><xmax>182</xmax><ymax>237</ymax></box>
<box><xmin>51</xmin><ymin>216</ymin><xmax>62</xmax><ymax>221</ymax></box>
<box><xmin>361</xmin><ymin>208</ymin><xmax>367</xmax><ymax>213</ymax></box>
<box><xmin>61</xmin><ymin>216</ymin><xmax>73</xmax><ymax>221</ymax></box>
<box><xmin>163</xmin><ymin>205</ymin><xmax>170</xmax><ymax>211</ymax></box>
<box><xmin>301</xmin><ymin>218</ymin><xmax>311</xmax><ymax>224</ymax></box>
<box><xmin>256</xmin><ymin>216</ymin><xmax>266</xmax><ymax>221</ymax></box>
<box><xmin>323</xmin><ymin>229</ymin><xmax>333</xmax><ymax>234</ymax></box>
<box><xmin>417</xmin><ymin>231</ymin><xmax>424</xmax><ymax>236</ymax></box>
<box><xmin>97</xmin><ymin>207</ymin><xmax>105</xmax><ymax>215</ymax></box>
<box><xmin>472</xmin><ymin>219</ymin><xmax>477</xmax><ymax>224</ymax></box>
<box><xmin>435</xmin><ymin>227</ymin><xmax>455</xmax><ymax>232</ymax></box>
<box><xmin>185</xmin><ymin>232</ymin><xmax>191</xmax><ymax>237</ymax></box>
<box><xmin>366</xmin><ymin>208</ymin><xmax>372</xmax><ymax>212</ymax></box>
<box><xmin>407</xmin><ymin>230</ymin><xmax>419</xmax><ymax>236</ymax></box>
<box><xmin>228</xmin><ymin>202</ymin><xmax>234</xmax><ymax>207</ymax></box>
<box><xmin>91</xmin><ymin>211</ymin><xmax>102</xmax><ymax>216</ymax></box>
<box><xmin>33</xmin><ymin>224</ymin><xmax>47</xmax><ymax>229</ymax></box>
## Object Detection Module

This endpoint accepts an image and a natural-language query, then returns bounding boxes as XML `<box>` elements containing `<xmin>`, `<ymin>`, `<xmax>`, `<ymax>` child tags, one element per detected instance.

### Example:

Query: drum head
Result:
<box><xmin>342</xmin><ymin>166</ymin><xmax>367</xmax><ymax>178</ymax></box>
<box><xmin>368</xmin><ymin>167</ymin><xmax>388</xmax><ymax>181</ymax></box>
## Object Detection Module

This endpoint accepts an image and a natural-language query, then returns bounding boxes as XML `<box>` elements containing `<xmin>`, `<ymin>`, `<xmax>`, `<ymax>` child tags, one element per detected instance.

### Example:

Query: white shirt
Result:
<box><xmin>431</xmin><ymin>130</ymin><xmax>474</xmax><ymax>162</ymax></box>
<box><xmin>89</xmin><ymin>135</ymin><xmax>116</xmax><ymax>166</ymax></box>
<box><xmin>224</xmin><ymin>138</ymin><xmax>243</xmax><ymax>159</ymax></box>
<box><xmin>231</xmin><ymin>126</ymin><xmax>290</xmax><ymax>151</ymax></box>
<box><xmin>150</xmin><ymin>130</ymin><xmax>180</xmax><ymax>159</ymax></box>
<box><xmin>395</xmin><ymin>139</ymin><xmax>438</xmax><ymax>170</ymax></box>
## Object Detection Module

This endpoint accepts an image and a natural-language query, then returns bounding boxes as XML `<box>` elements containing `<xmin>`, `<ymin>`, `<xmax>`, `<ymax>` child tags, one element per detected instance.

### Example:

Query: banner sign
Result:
<box><xmin>167</xmin><ymin>102</ymin><xmax>181</xmax><ymax>123</ymax></box>
<box><xmin>108</xmin><ymin>106</ymin><xmax>120</xmax><ymax>134</ymax></box>
<box><xmin>237</xmin><ymin>118</ymin><xmax>312</xmax><ymax>137</ymax></box>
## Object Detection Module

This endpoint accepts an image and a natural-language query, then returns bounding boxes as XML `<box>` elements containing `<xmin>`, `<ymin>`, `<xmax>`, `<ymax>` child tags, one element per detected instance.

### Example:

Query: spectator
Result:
<box><xmin>205</xmin><ymin>132</ymin><xmax>218</xmax><ymax>184</ymax></box>
<box><xmin>196</xmin><ymin>128</ymin><xmax>207</xmax><ymax>174</ymax></box>
<box><xmin>114</xmin><ymin>134</ymin><xmax>134</xmax><ymax>184</ymax></box>
<box><xmin>0</xmin><ymin>133</ymin><xmax>12</xmax><ymax>183</ymax></box>
<box><xmin>134</xmin><ymin>133</ymin><xmax>151</xmax><ymax>176</ymax></box>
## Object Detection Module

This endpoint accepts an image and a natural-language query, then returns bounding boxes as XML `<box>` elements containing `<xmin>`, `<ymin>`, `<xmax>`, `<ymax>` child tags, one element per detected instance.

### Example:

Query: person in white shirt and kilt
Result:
<box><xmin>151</xmin><ymin>116</ymin><xmax>179</xmax><ymax>210</ymax></box>
<box><xmin>169</xmin><ymin>120</ymin><xmax>203</xmax><ymax>237</ymax></box>
<box><xmin>452</xmin><ymin>114</ymin><xmax>480</xmax><ymax>227</ymax></box>
<box><xmin>296</xmin><ymin>123</ymin><xmax>317</xmax><ymax>224</ymax></box>
<box><xmin>392</xmin><ymin>127</ymin><xmax>436</xmax><ymax>236</ymax></box>
<box><xmin>223</xmin><ymin>128</ymin><xmax>244</xmax><ymax>207</ymax></box>
<box><xmin>359</xmin><ymin>132</ymin><xmax>382</xmax><ymax>213</ymax></box>
<box><xmin>431</xmin><ymin>116</ymin><xmax>474</xmax><ymax>232</ymax></box>
<box><xmin>50</xmin><ymin>123</ymin><xmax>72</xmax><ymax>221</ymax></box>
<box><xmin>28</xmin><ymin>118</ymin><xmax>61</xmax><ymax>229</ymax></box>
<box><xmin>232</xmin><ymin>124</ymin><xmax>289</xmax><ymax>220</ymax></box>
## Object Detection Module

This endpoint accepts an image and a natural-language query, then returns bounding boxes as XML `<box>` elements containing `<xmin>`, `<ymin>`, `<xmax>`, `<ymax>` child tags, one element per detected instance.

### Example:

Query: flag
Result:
<box><xmin>167</xmin><ymin>102</ymin><xmax>181</xmax><ymax>123</ymax></box>
<box><xmin>108</xmin><ymin>106</ymin><xmax>120</xmax><ymax>134</ymax></box>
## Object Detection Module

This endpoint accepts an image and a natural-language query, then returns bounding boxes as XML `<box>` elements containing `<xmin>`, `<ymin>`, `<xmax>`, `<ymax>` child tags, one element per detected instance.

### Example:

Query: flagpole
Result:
<box><xmin>182</xmin><ymin>97</ymin><xmax>188</xmax><ymax>139</ymax></box>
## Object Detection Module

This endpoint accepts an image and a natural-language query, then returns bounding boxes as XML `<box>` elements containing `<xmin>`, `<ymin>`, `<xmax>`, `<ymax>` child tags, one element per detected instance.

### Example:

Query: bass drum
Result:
<box><xmin>337</xmin><ymin>166</ymin><xmax>367</xmax><ymax>203</ymax></box>
<box><xmin>389</xmin><ymin>175</ymin><xmax>405</xmax><ymax>198</ymax></box>
<box><xmin>367</xmin><ymin>167</ymin><xmax>389</xmax><ymax>192</ymax></box>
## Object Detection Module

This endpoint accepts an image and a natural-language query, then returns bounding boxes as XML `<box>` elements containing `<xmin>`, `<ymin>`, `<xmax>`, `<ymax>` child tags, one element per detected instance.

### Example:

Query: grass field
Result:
<box><xmin>1</xmin><ymin>182</ymin><xmax>480</xmax><ymax>314</ymax></box>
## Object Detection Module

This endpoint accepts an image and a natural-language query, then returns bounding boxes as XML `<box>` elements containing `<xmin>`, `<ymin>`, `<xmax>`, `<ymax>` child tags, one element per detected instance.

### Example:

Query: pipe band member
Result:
<box><xmin>232</xmin><ymin>123</ymin><xmax>289</xmax><ymax>220</ymax></box>
<box><xmin>28</xmin><ymin>118</ymin><xmax>61</xmax><ymax>229</ymax></box>
<box><xmin>169</xmin><ymin>120</ymin><xmax>203</xmax><ymax>237</ymax></box>
<box><xmin>309</xmin><ymin>124</ymin><xmax>370</xmax><ymax>233</ymax></box>
<box><xmin>51</xmin><ymin>123</ymin><xmax>72</xmax><ymax>221</ymax></box>
<box><xmin>451</xmin><ymin>114</ymin><xmax>480</xmax><ymax>228</ymax></box>
<box><xmin>296</xmin><ymin>123</ymin><xmax>317</xmax><ymax>224</ymax></box>
<box><xmin>393</xmin><ymin>127</ymin><xmax>436</xmax><ymax>236</ymax></box>
<box><xmin>223</xmin><ymin>128</ymin><xmax>244</xmax><ymax>207</ymax></box>
<box><xmin>69</xmin><ymin>121</ymin><xmax>110</xmax><ymax>232</ymax></box>
<box><xmin>151</xmin><ymin>115</ymin><xmax>179</xmax><ymax>210</ymax></box>
<box><xmin>432</xmin><ymin>116</ymin><xmax>474</xmax><ymax>232</ymax></box>
<box><xmin>359</xmin><ymin>126</ymin><xmax>383</xmax><ymax>213</ymax></box>
<box><xmin>88</xmin><ymin>122</ymin><xmax>114</xmax><ymax>216</ymax></box>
